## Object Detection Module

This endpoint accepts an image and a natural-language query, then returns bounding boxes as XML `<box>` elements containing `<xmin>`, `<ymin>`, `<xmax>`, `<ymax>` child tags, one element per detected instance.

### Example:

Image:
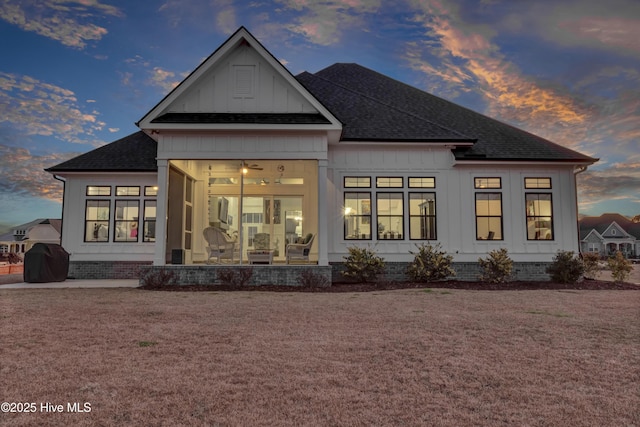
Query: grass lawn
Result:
<box><xmin>1</xmin><ymin>287</ymin><xmax>638</xmax><ymax>426</ymax></box>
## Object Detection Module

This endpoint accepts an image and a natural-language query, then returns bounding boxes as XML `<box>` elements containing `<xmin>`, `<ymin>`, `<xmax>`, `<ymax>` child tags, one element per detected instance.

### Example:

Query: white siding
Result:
<box><xmin>327</xmin><ymin>144</ymin><xmax>580</xmax><ymax>263</ymax></box>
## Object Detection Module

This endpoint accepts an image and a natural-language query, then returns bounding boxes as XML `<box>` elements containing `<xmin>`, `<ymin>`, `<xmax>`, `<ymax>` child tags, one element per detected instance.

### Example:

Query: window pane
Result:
<box><xmin>376</xmin><ymin>177</ymin><xmax>403</xmax><ymax>188</ymax></box>
<box><xmin>85</xmin><ymin>200</ymin><xmax>110</xmax><ymax>242</ymax></box>
<box><xmin>525</xmin><ymin>177</ymin><xmax>551</xmax><ymax>189</ymax></box>
<box><xmin>344</xmin><ymin>177</ymin><xmax>371</xmax><ymax>188</ymax></box>
<box><xmin>526</xmin><ymin>193</ymin><xmax>553</xmax><ymax>240</ymax></box>
<box><xmin>377</xmin><ymin>193</ymin><xmax>403</xmax><ymax>239</ymax></box>
<box><xmin>143</xmin><ymin>201</ymin><xmax>156</xmax><ymax>242</ymax></box>
<box><xmin>475</xmin><ymin>193</ymin><xmax>502</xmax><ymax>240</ymax></box>
<box><xmin>114</xmin><ymin>200</ymin><xmax>139</xmax><ymax>242</ymax></box>
<box><xmin>474</xmin><ymin>178</ymin><xmax>501</xmax><ymax>189</ymax></box>
<box><xmin>87</xmin><ymin>186</ymin><xmax>111</xmax><ymax>196</ymax></box>
<box><xmin>144</xmin><ymin>186</ymin><xmax>158</xmax><ymax>196</ymax></box>
<box><xmin>116</xmin><ymin>186</ymin><xmax>140</xmax><ymax>196</ymax></box>
<box><xmin>344</xmin><ymin>192</ymin><xmax>371</xmax><ymax>239</ymax></box>
<box><xmin>409</xmin><ymin>193</ymin><xmax>436</xmax><ymax>239</ymax></box>
<box><xmin>408</xmin><ymin>177</ymin><xmax>435</xmax><ymax>188</ymax></box>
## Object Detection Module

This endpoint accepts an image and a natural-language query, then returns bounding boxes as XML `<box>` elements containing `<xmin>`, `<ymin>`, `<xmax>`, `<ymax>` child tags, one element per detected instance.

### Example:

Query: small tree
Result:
<box><xmin>607</xmin><ymin>251</ymin><xmax>632</xmax><ymax>283</ymax></box>
<box><xmin>406</xmin><ymin>243</ymin><xmax>456</xmax><ymax>283</ymax></box>
<box><xmin>582</xmin><ymin>252</ymin><xmax>601</xmax><ymax>280</ymax></box>
<box><xmin>478</xmin><ymin>248</ymin><xmax>513</xmax><ymax>283</ymax></box>
<box><xmin>342</xmin><ymin>246</ymin><xmax>386</xmax><ymax>283</ymax></box>
<box><xmin>546</xmin><ymin>250</ymin><xmax>584</xmax><ymax>284</ymax></box>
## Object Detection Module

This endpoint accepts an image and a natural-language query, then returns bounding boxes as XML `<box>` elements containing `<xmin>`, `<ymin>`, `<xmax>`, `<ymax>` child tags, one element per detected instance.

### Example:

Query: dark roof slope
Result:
<box><xmin>46</xmin><ymin>131</ymin><xmax>157</xmax><ymax>172</ymax></box>
<box><xmin>579</xmin><ymin>213</ymin><xmax>640</xmax><ymax>239</ymax></box>
<box><xmin>297</xmin><ymin>63</ymin><xmax>596</xmax><ymax>162</ymax></box>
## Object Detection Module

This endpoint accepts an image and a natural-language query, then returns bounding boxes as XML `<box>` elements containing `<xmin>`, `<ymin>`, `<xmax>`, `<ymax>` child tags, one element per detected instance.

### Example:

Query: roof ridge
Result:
<box><xmin>309</xmin><ymin>67</ymin><xmax>474</xmax><ymax>141</ymax></box>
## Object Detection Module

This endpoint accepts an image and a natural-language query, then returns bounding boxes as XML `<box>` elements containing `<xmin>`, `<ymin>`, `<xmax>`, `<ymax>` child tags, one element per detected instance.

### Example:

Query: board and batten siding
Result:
<box><xmin>327</xmin><ymin>144</ymin><xmax>580</xmax><ymax>263</ymax></box>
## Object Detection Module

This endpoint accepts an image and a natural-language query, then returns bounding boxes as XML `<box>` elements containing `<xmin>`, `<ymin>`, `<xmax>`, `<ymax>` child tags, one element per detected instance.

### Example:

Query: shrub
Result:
<box><xmin>607</xmin><ymin>251</ymin><xmax>632</xmax><ymax>283</ymax></box>
<box><xmin>140</xmin><ymin>268</ymin><xmax>177</xmax><ymax>289</ymax></box>
<box><xmin>546</xmin><ymin>250</ymin><xmax>584</xmax><ymax>284</ymax></box>
<box><xmin>297</xmin><ymin>269</ymin><xmax>331</xmax><ymax>288</ymax></box>
<box><xmin>217</xmin><ymin>267</ymin><xmax>253</xmax><ymax>286</ymax></box>
<box><xmin>582</xmin><ymin>252</ymin><xmax>601</xmax><ymax>280</ymax></box>
<box><xmin>342</xmin><ymin>246</ymin><xmax>386</xmax><ymax>283</ymax></box>
<box><xmin>406</xmin><ymin>243</ymin><xmax>456</xmax><ymax>283</ymax></box>
<box><xmin>478</xmin><ymin>248</ymin><xmax>513</xmax><ymax>283</ymax></box>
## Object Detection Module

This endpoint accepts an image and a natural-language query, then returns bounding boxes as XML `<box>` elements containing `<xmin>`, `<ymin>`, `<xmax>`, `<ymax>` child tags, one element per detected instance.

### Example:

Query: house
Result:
<box><xmin>0</xmin><ymin>219</ymin><xmax>62</xmax><ymax>260</ymax></box>
<box><xmin>46</xmin><ymin>27</ymin><xmax>597</xmax><ymax>283</ymax></box>
<box><xmin>579</xmin><ymin>213</ymin><xmax>640</xmax><ymax>258</ymax></box>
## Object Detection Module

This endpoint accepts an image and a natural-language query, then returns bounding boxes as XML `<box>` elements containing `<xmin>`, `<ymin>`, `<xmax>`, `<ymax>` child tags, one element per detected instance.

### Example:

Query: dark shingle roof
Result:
<box><xmin>46</xmin><ymin>131</ymin><xmax>157</xmax><ymax>172</ymax></box>
<box><xmin>296</xmin><ymin>63</ymin><xmax>596</xmax><ymax>162</ymax></box>
<box><xmin>152</xmin><ymin>113</ymin><xmax>331</xmax><ymax>125</ymax></box>
<box><xmin>579</xmin><ymin>214</ymin><xmax>640</xmax><ymax>239</ymax></box>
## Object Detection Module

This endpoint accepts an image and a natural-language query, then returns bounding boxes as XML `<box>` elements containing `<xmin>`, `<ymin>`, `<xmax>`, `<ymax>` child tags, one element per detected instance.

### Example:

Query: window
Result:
<box><xmin>116</xmin><ymin>186</ymin><xmax>140</xmax><ymax>196</ymax></box>
<box><xmin>377</xmin><ymin>193</ymin><xmax>404</xmax><ymax>239</ymax></box>
<box><xmin>409</xmin><ymin>193</ymin><xmax>436</xmax><ymax>239</ymax></box>
<box><xmin>144</xmin><ymin>186</ymin><xmax>158</xmax><ymax>196</ymax></box>
<box><xmin>525</xmin><ymin>194</ymin><xmax>553</xmax><ymax>240</ymax></box>
<box><xmin>85</xmin><ymin>200</ymin><xmax>110</xmax><ymax>242</ymax></box>
<box><xmin>474</xmin><ymin>178</ymin><xmax>501</xmax><ymax>189</ymax></box>
<box><xmin>344</xmin><ymin>192</ymin><xmax>371</xmax><ymax>239</ymax></box>
<box><xmin>408</xmin><ymin>177</ymin><xmax>435</xmax><ymax>188</ymax></box>
<box><xmin>525</xmin><ymin>177</ymin><xmax>551</xmax><ymax>189</ymax></box>
<box><xmin>475</xmin><ymin>193</ymin><xmax>502</xmax><ymax>240</ymax></box>
<box><xmin>114</xmin><ymin>200</ymin><xmax>139</xmax><ymax>242</ymax></box>
<box><xmin>376</xmin><ymin>177</ymin><xmax>403</xmax><ymax>188</ymax></box>
<box><xmin>242</xmin><ymin>212</ymin><xmax>263</xmax><ymax>223</ymax></box>
<box><xmin>86</xmin><ymin>186</ymin><xmax>110</xmax><ymax>196</ymax></box>
<box><xmin>143</xmin><ymin>201</ymin><xmax>156</xmax><ymax>242</ymax></box>
<box><xmin>344</xmin><ymin>177</ymin><xmax>371</xmax><ymax>188</ymax></box>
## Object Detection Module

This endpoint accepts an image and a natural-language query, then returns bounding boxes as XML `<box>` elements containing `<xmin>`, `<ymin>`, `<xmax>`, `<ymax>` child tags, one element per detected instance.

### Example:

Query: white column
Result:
<box><xmin>153</xmin><ymin>159</ymin><xmax>169</xmax><ymax>265</ymax></box>
<box><xmin>317</xmin><ymin>159</ymin><xmax>329</xmax><ymax>266</ymax></box>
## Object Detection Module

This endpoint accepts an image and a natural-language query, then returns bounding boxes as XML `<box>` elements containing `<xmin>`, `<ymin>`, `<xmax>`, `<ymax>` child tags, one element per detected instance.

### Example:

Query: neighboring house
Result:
<box><xmin>0</xmin><ymin>219</ymin><xmax>62</xmax><ymax>259</ymax></box>
<box><xmin>579</xmin><ymin>214</ymin><xmax>640</xmax><ymax>258</ymax></box>
<box><xmin>46</xmin><ymin>27</ymin><xmax>597</xmax><ymax>281</ymax></box>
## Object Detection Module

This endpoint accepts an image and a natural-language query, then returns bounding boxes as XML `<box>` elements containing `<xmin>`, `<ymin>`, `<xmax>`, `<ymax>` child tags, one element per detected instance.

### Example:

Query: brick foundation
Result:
<box><xmin>69</xmin><ymin>261</ymin><xmax>152</xmax><ymax>280</ymax></box>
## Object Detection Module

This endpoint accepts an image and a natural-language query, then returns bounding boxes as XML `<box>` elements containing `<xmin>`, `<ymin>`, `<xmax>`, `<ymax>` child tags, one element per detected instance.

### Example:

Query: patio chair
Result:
<box><xmin>203</xmin><ymin>227</ymin><xmax>237</xmax><ymax>264</ymax></box>
<box><xmin>285</xmin><ymin>233</ymin><xmax>315</xmax><ymax>264</ymax></box>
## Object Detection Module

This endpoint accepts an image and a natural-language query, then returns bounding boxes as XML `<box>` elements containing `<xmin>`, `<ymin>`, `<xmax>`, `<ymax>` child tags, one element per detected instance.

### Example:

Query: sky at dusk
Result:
<box><xmin>0</xmin><ymin>0</ymin><xmax>638</xmax><ymax>228</ymax></box>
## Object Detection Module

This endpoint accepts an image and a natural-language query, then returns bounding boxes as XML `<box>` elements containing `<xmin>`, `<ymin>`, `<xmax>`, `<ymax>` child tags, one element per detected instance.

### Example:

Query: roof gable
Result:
<box><xmin>579</xmin><ymin>214</ymin><xmax>640</xmax><ymax>239</ymax></box>
<box><xmin>138</xmin><ymin>27</ymin><xmax>340</xmax><ymax>131</ymax></box>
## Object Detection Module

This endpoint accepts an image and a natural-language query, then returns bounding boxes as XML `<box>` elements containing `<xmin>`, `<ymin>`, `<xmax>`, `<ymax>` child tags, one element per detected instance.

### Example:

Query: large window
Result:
<box><xmin>344</xmin><ymin>192</ymin><xmax>371</xmax><ymax>239</ymax></box>
<box><xmin>526</xmin><ymin>194</ymin><xmax>553</xmax><ymax>240</ymax></box>
<box><xmin>143</xmin><ymin>201</ymin><xmax>156</xmax><ymax>242</ymax></box>
<box><xmin>409</xmin><ymin>193</ymin><xmax>436</xmax><ymax>240</ymax></box>
<box><xmin>377</xmin><ymin>193</ymin><xmax>403</xmax><ymax>239</ymax></box>
<box><xmin>114</xmin><ymin>200</ymin><xmax>139</xmax><ymax>242</ymax></box>
<box><xmin>85</xmin><ymin>200</ymin><xmax>110</xmax><ymax>242</ymax></box>
<box><xmin>475</xmin><ymin>193</ymin><xmax>502</xmax><ymax>240</ymax></box>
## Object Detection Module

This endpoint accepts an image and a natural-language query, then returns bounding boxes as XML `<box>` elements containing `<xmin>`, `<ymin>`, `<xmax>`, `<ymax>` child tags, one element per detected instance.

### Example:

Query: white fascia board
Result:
<box><xmin>144</xmin><ymin>122</ymin><xmax>341</xmax><ymax>132</ymax></box>
<box><xmin>334</xmin><ymin>140</ymin><xmax>475</xmax><ymax>147</ymax></box>
<box><xmin>137</xmin><ymin>27</ymin><xmax>341</xmax><ymax>131</ymax></box>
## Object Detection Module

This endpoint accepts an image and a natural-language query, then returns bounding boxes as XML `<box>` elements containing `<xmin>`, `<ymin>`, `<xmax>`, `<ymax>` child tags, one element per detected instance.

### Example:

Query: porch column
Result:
<box><xmin>317</xmin><ymin>159</ymin><xmax>329</xmax><ymax>266</ymax></box>
<box><xmin>153</xmin><ymin>159</ymin><xmax>169</xmax><ymax>266</ymax></box>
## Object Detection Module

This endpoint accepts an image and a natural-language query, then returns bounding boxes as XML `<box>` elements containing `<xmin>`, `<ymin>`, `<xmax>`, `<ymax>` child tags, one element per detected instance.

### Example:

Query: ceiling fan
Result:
<box><xmin>241</xmin><ymin>161</ymin><xmax>263</xmax><ymax>171</ymax></box>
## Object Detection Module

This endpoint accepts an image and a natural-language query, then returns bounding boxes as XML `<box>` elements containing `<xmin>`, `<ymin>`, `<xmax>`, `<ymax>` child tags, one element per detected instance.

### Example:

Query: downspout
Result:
<box><xmin>53</xmin><ymin>174</ymin><xmax>66</xmax><ymax>247</ymax></box>
<box><xmin>573</xmin><ymin>165</ymin><xmax>588</xmax><ymax>256</ymax></box>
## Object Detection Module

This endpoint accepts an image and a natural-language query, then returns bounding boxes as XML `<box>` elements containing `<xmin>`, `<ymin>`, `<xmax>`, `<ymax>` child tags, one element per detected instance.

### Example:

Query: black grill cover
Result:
<box><xmin>23</xmin><ymin>243</ymin><xmax>69</xmax><ymax>283</ymax></box>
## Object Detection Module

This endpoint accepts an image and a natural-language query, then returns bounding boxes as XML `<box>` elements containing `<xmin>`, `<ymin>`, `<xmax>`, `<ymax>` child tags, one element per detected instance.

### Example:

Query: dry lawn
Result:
<box><xmin>1</xmin><ymin>287</ymin><xmax>638</xmax><ymax>426</ymax></box>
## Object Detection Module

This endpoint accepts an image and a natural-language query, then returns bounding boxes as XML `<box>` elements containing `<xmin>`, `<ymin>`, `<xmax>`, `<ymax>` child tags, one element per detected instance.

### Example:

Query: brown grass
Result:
<box><xmin>1</xmin><ymin>288</ymin><xmax>638</xmax><ymax>426</ymax></box>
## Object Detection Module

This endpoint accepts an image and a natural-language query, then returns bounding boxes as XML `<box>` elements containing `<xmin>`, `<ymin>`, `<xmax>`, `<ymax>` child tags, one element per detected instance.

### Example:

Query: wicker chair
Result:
<box><xmin>203</xmin><ymin>227</ymin><xmax>237</xmax><ymax>264</ymax></box>
<box><xmin>285</xmin><ymin>233</ymin><xmax>315</xmax><ymax>264</ymax></box>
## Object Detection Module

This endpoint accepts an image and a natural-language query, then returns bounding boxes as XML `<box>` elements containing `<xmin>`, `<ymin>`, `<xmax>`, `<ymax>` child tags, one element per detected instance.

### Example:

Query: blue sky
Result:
<box><xmin>0</xmin><ymin>0</ymin><xmax>639</xmax><ymax>227</ymax></box>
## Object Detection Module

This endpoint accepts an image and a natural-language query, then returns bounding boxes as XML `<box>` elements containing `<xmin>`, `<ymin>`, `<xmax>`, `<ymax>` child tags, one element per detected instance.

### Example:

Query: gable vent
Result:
<box><xmin>234</xmin><ymin>65</ymin><xmax>255</xmax><ymax>98</ymax></box>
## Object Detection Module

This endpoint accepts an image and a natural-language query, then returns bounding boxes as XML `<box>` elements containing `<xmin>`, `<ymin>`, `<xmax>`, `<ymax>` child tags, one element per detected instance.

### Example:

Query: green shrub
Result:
<box><xmin>217</xmin><ymin>267</ymin><xmax>253</xmax><ymax>286</ymax></box>
<box><xmin>607</xmin><ymin>251</ymin><xmax>632</xmax><ymax>283</ymax></box>
<box><xmin>406</xmin><ymin>243</ymin><xmax>456</xmax><ymax>283</ymax></box>
<box><xmin>342</xmin><ymin>246</ymin><xmax>386</xmax><ymax>283</ymax></box>
<box><xmin>478</xmin><ymin>248</ymin><xmax>513</xmax><ymax>283</ymax></box>
<box><xmin>546</xmin><ymin>250</ymin><xmax>584</xmax><ymax>284</ymax></box>
<box><xmin>582</xmin><ymin>252</ymin><xmax>601</xmax><ymax>280</ymax></box>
